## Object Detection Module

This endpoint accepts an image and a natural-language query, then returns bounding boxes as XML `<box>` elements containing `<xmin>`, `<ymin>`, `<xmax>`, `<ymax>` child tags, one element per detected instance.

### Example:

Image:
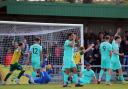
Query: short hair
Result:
<box><xmin>18</xmin><ymin>42</ymin><xmax>23</xmax><ymax>46</ymax></box>
<box><xmin>34</xmin><ymin>37</ymin><xmax>41</xmax><ymax>42</ymax></box>
<box><xmin>67</xmin><ymin>33</ymin><xmax>73</xmax><ymax>38</ymax></box>
<box><xmin>85</xmin><ymin>63</ymin><xmax>91</xmax><ymax>67</ymax></box>
<box><xmin>79</xmin><ymin>46</ymin><xmax>84</xmax><ymax>51</ymax></box>
<box><xmin>114</xmin><ymin>35</ymin><xmax>121</xmax><ymax>40</ymax></box>
<box><xmin>105</xmin><ymin>35</ymin><xmax>110</xmax><ymax>40</ymax></box>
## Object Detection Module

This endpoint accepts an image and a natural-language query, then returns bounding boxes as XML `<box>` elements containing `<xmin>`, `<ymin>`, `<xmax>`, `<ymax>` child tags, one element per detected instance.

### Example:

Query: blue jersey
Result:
<box><xmin>30</xmin><ymin>44</ymin><xmax>42</xmax><ymax>62</ymax></box>
<box><xmin>34</xmin><ymin>71</ymin><xmax>51</xmax><ymax>84</ymax></box>
<box><xmin>80</xmin><ymin>69</ymin><xmax>95</xmax><ymax>84</ymax></box>
<box><xmin>100</xmin><ymin>41</ymin><xmax>112</xmax><ymax>60</ymax></box>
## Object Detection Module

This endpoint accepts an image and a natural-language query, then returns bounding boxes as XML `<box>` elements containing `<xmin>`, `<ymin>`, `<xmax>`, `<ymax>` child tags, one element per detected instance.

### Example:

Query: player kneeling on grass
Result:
<box><xmin>78</xmin><ymin>64</ymin><xmax>97</xmax><ymax>85</ymax></box>
<box><xmin>23</xmin><ymin>68</ymin><xmax>51</xmax><ymax>84</ymax></box>
<box><xmin>74</xmin><ymin>44</ymin><xmax>94</xmax><ymax>75</ymax></box>
<box><xmin>4</xmin><ymin>42</ymin><xmax>25</xmax><ymax>84</ymax></box>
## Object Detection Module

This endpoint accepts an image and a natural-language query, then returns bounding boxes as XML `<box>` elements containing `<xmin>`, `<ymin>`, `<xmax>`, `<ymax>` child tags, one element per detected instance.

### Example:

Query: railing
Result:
<box><xmin>16</xmin><ymin>0</ymin><xmax>128</xmax><ymax>5</ymax></box>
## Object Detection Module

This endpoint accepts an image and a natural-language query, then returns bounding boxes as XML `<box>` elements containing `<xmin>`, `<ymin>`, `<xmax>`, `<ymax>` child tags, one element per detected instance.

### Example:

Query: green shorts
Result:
<box><xmin>10</xmin><ymin>63</ymin><xmax>23</xmax><ymax>71</ymax></box>
<box><xmin>76</xmin><ymin>64</ymin><xmax>81</xmax><ymax>72</ymax></box>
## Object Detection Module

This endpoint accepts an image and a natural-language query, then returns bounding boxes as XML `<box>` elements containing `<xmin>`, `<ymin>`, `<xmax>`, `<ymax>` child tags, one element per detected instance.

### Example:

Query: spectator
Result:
<box><xmin>21</xmin><ymin>38</ymin><xmax>29</xmax><ymax>64</ymax></box>
<box><xmin>92</xmin><ymin>43</ymin><xmax>101</xmax><ymax>73</ymax></box>
<box><xmin>120</xmin><ymin>31</ymin><xmax>128</xmax><ymax>74</ymax></box>
<box><xmin>98</xmin><ymin>32</ymin><xmax>104</xmax><ymax>43</ymax></box>
<box><xmin>4</xmin><ymin>48</ymin><xmax>13</xmax><ymax>67</ymax></box>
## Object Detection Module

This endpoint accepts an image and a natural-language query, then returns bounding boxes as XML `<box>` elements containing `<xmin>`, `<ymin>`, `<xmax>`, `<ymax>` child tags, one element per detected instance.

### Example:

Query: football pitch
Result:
<box><xmin>0</xmin><ymin>84</ymin><xmax>128</xmax><ymax>89</ymax></box>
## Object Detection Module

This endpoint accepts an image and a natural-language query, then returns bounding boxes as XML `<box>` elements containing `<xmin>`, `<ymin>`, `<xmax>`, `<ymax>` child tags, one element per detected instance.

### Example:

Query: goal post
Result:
<box><xmin>0</xmin><ymin>21</ymin><xmax>84</xmax><ymax>83</ymax></box>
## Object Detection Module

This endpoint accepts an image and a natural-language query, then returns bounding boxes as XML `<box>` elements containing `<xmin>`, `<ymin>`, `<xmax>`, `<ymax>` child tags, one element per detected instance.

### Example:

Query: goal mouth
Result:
<box><xmin>0</xmin><ymin>21</ymin><xmax>84</xmax><ymax>83</ymax></box>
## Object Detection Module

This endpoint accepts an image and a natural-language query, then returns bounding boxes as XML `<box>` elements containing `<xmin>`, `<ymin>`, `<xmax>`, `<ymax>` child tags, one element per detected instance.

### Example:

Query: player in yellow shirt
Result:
<box><xmin>4</xmin><ymin>42</ymin><xmax>25</xmax><ymax>84</ymax></box>
<box><xmin>74</xmin><ymin>44</ymin><xmax>94</xmax><ymax>72</ymax></box>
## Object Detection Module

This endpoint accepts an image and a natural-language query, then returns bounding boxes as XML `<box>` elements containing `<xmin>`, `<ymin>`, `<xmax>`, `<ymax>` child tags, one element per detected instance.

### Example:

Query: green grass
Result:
<box><xmin>0</xmin><ymin>84</ymin><xmax>128</xmax><ymax>89</ymax></box>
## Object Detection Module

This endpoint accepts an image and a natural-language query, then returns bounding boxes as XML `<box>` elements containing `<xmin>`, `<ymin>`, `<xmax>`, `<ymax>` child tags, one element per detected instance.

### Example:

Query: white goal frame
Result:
<box><xmin>0</xmin><ymin>20</ymin><xmax>84</xmax><ymax>69</ymax></box>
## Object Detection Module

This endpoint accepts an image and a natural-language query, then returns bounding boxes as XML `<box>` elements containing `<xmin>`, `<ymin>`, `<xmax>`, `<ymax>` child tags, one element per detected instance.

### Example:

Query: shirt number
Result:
<box><xmin>33</xmin><ymin>48</ymin><xmax>38</xmax><ymax>54</ymax></box>
<box><xmin>103</xmin><ymin>46</ymin><xmax>106</xmax><ymax>51</ymax></box>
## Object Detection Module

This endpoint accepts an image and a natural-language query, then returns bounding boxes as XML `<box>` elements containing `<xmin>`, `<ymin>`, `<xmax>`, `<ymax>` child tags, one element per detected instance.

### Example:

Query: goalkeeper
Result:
<box><xmin>23</xmin><ymin>67</ymin><xmax>51</xmax><ymax>84</ymax></box>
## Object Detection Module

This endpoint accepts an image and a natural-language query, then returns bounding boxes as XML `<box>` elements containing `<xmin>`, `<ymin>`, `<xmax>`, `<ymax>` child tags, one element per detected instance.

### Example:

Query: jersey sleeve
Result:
<box><xmin>91</xmin><ymin>70</ymin><xmax>95</xmax><ymax>77</ymax></box>
<box><xmin>64</xmin><ymin>40</ymin><xmax>71</xmax><ymax>46</ymax></box>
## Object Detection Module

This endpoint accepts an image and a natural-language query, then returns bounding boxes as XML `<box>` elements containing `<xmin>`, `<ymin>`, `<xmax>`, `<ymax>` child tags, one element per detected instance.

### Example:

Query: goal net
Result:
<box><xmin>0</xmin><ymin>21</ymin><xmax>84</xmax><ymax>84</ymax></box>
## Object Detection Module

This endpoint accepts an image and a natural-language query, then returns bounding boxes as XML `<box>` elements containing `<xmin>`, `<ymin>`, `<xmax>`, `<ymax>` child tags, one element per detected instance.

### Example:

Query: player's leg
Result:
<box><xmin>4</xmin><ymin>64</ymin><xmax>15</xmax><ymax>82</ymax></box>
<box><xmin>72</xmin><ymin>67</ymin><xmax>78</xmax><ymax>84</ymax></box>
<box><xmin>23</xmin><ymin>74</ymin><xmax>35</xmax><ymax>84</ymax></box>
<box><xmin>105</xmin><ymin>60</ymin><xmax>112</xmax><ymax>84</ymax></box>
<box><xmin>98</xmin><ymin>60</ymin><xmax>106</xmax><ymax>83</ymax></box>
<box><xmin>15</xmin><ymin>64</ymin><xmax>25</xmax><ymax>84</ymax></box>
<box><xmin>105</xmin><ymin>68</ymin><xmax>112</xmax><ymax>84</ymax></box>
<box><xmin>71</xmin><ymin>62</ymin><xmax>83</xmax><ymax>87</ymax></box>
<box><xmin>63</xmin><ymin>68</ymin><xmax>70</xmax><ymax>87</ymax></box>
<box><xmin>118</xmin><ymin>68</ymin><xmax>124</xmax><ymax>82</ymax></box>
<box><xmin>98</xmin><ymin>68</ymin><xmax>105</xmax><ymax>82</ymax></box>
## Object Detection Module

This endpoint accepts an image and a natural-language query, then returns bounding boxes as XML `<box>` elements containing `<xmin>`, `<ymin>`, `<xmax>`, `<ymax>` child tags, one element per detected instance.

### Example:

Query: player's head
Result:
<box><xmin>79</xmin><ymin>46</ymin><xmax>85</xmax><ymax>55</ymax></box>
<box><xmin>104</xmin><ymin>35</ymin><xmax>110</xmax><ymax>41</ymax></box>
<box><xmin>34</xmin><ymin>37</ymin><xmax>41</xmax><ymax>43</ymax></box>
<box><xmin>67</xmin><ymin>33</ymin><xmax>75</xmax><ymax>40</ymax></box>
<box><xmin>114</xmin><ymin>35</ymin><xmax>121</xmax><ymax>44</ymax></box>
<box><xmin>18</xmin><ymin>42</ymin><xmax>25</xmax><ymax>49</ymax></box>
<box><xmin>85</xmin><ymin>64</ymin><xmax>91</xmax><ymax>70</ymax></box>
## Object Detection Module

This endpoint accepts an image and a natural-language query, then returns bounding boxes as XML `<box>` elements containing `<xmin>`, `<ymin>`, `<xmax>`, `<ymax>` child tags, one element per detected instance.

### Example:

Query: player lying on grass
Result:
<box><xmin>78</xmin><ymin>64</ymin><xmax>97</xmax><ymax>85</ymax></box>
<box><xmin>73</xmin><ymin>44</ymin><xmax>94</xmax><ymax>75</ymax></box>
<box><xmin>23</xmin><ymin>67</ymin><xmax>51</xmax><ymax>84</ymax></box>
<box><xmin>111</xmin><ymin>28</ymin><xmax>125</xmax><ymax>82</ymax></box>
<box><xmin>98</xmin><ymin>35</ymin><xmax>112</xmax><ymax>85</ymax></box>
<box><xmin>4</xmin><ymin>42</ymin><xmax>25</xmax><ymax>84</ymax></box>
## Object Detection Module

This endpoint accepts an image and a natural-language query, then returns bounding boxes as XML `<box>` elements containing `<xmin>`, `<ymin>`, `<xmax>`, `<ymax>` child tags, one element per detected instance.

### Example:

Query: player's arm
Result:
<box><xmin>92</xmin><ymin>76</ymin><xmax>97</xmax><ymax>84</ymax></box>
<box><xmin>68</xmin><ymin>34</ymin><xmax>76</xmax><ymax>47</ymax></box>
<box><xmin>83</xmin><ymin>44</ymin><xmax>94</xmax><ymax>53</ymax></box>
<box><xmin>112</xmin><ymin>50</ymin><xmax>124</xmax><ymax>56</ymax></box>
<box><xmin>115</xmin><ymin>28</ymin><xmax>121</xmax><ymax>36</ymax></box>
